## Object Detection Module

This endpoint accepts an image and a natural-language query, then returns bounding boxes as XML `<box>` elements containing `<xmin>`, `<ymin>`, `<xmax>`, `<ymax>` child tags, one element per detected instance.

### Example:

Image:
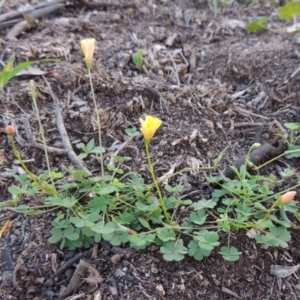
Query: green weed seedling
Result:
<box><xmin>125</xmin><ymin>127</ymin><xmax>140</xmax><ymax>137</ymax></box>
<box><xmin>0</xmin><ymin>56</ymin><xmax>36</xmax><ymax>95</ymax></box>
<box><xmin>281</xmin><ymin>122</ymin><xmax>300</xmax><ymax>159</ymax></box>
<box><xmin>74</xmin><ymin>138</ymin><xmax>105</xmax><ymax>160</ymax></box>
<box><xmin>132</xmin><ymin>50</ymin><xmax>143</xmax><ymax>68</ymax></box>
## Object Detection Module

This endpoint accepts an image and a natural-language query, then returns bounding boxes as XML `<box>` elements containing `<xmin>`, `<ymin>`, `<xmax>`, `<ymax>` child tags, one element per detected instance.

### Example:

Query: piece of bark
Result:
<box><xmin>0</xmin><ymin>0</ymin><xmax>66</xmax><ymax>23</ymax></box>
<box><xmin>224</xmin><ymin>141</ymin><xmax>287</xmax><ymax>179</ymax></box>
<box><xmin>6</xmin><ymin>3</ymin><xmax>65</xmax><ymax>39</ymax></box>
<box><xmin>58</xmin><ymin>259</ymin><xmax>89</xmax><ymax>299</ymax></box>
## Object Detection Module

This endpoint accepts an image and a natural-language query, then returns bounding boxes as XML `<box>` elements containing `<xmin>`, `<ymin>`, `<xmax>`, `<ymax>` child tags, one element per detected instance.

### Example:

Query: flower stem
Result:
<box><xmin>88</xmin><ymin>68</ymin><xmax>104</xmax><ymax>177</ymax></box>
<box><xmin>144</xmin><ymin>141</ymin><xmax>170</xmax><ymax>224</ymax></box>
<box><xmin>9</xmin><ymin>135</ymin><xmax>57</xmax><ymax>197</ymax></box>
<box><xmin>30</xmin><ymin>80</ymin><xmax>56</xmax><ymax>192</ymax></box>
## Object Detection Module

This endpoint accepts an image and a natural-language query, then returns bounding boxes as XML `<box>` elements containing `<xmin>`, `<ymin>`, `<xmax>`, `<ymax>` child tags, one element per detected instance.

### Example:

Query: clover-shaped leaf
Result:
<box><xmin>157</xmin><ymin>229</ymin><xmax>176</xmax><ymax>242</ymax></box>
<box><xmin>235</xmin><ymin>203</ymin><xmax>252</xmax><ymax>217</ymax></box>
<box><xmin>125</xmin><ymin>127</ymin><xmax>140</xmax><ymax>137</ymax></box>
<box><xmin>102</xmin><ymin>230</ymin><xmax>129</xmax><ymax>246</ymax></box>
<box><xmin>164</xmin><ymin>184</ymin><xmax>184</xmax><ymax>193</ymax></box>
<box><xmin>63</xmin><ymin>225</ymin><xmax>80</xmax><ymax>241</ymax></box>
<box><xmin>255</xmin><ymin>226</ymin><xmax>291</xmax><ymax>247</ymax></box>
<box><xmin>92</xmin><ymin>221</ymin><xmax>117</xmax><ymax>234</ymax></box>
<box><xmin>138</xmin><ymin>217</ymin><xmax>151</xmax><ymax>230</ymax></box>
<box><xmin>195</xmin><ymin>230</ymin><xmax>220</xmax><ymax>251</ymax></box>
<box><xmin>86</xmin><ymin>138</ymin><xmax>95</xmax><ymax>151</ymax></box>
<box><xmin>247</xmin><ymin>18</ymin><xmax>268</xmax><ymax>33</ymax></box>
<box><xmin>136</xmin><ymin>201</ymin><xmax>159</xmax><ymax>212</ymax></box>
<box><xmin>129</xmin><ymin>233</ymin><xmax>156</xmax><ymax>249</ymax></box>
<box><xmin>278</xmin><ymin>2</ymin><xmax>300</xmax><ymax>21</ymax></box>
<box><xmin>48</xmin><ymin>228</ymin><xmax>63</xmax><ymax>243</ymax></box>
<box><xmin>189</xmin><ymin>209</ymin><xmax>207</xmax><ymax>225</ymax></box>
<box><xmin>219</xmin><ymin>246</ymin><xmax>241</xmax><ymax>261</ymax></box>
<box><xmin>192</xmin><ymin>199</ymin><xmax>217</xmax><ymax>210</ymax></box>
<box><xmin>66</xmin><ymin>239</ymin><xmax>83</xmax><ymax>251</ymax></box>
<box><xmin>160</xmin><ymin>240</ymin><xmax>188</xmax><ymax>261</ymax></box>
<box><xmin>188</xmin><ymin>240</ymin><xmax>211</xmax><ymax>261</ymax></box>
<box><xmin>286</xmin><ymin>145</ymin><xmax>300</xmax><ymax>159</ymax></box>
<box><xmin>284</xmin><ymin>122</ymin><xmax>300</xmax><ymax>130</ymax></box>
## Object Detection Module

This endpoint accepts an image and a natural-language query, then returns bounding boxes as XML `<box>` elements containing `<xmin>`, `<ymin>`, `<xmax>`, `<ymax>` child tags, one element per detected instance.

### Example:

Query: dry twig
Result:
<box><xmin>6</xmin><ymin>2</ymin><xmax>66</xmax><ymax>39</ymax></box>
<box><xmin>54</xmin><ymin>105</ymin><xmax>91</xmax><ymax>175</ymax></box>
<box><xmin>23</xmin><ymin>118</ymin><xmax>67</xmax><ymax>155</ymax></box>
<box><xmin>58</xmin><ymin>259</ymin><xmax>90</xmax><ymax>299</ymax></box>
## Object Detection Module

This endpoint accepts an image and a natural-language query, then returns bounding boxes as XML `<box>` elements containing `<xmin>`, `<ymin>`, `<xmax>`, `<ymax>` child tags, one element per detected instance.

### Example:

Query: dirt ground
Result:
<box><xmin>1</xmin><ymin>0</ymin><xmax>300</xmax><ymax>299</ymax></box>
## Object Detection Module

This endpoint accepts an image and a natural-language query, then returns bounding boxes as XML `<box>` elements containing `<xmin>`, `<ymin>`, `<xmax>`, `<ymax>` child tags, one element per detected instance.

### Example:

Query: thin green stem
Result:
<box><xmin>255</xmin><ymin>149</ymin><xmax>300</xmax><ymax>170</ymax></box>
<box><xmin>144</xmin><ymin>141</ymin><xmax>170</xmax><ymax>224</ymax></box>
<box><xmin>30</xmin><ymin>81</ymin><xmax>56</xmax><ymax>192</ymax></box>
<box><xmin>133</xmin><ymin>224</ymin><xmax>218</xmax><ymax>236</ymax></box>
<box><xmin>88</xmin><ymin>68</ymin><xmax>104</xmax><ymax>177</ymax></box>
<box><xmin>9</xmin><ymin>135</ymin><xmax>57</xmax><ymax>196</ymax></box>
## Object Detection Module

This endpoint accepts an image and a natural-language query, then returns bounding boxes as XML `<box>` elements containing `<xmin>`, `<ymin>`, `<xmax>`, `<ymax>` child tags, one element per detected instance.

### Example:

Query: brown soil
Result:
<box><xmin>1</xmin><ymin>0</ymin><xmax>300</xmax><ymax>299</ymax></box>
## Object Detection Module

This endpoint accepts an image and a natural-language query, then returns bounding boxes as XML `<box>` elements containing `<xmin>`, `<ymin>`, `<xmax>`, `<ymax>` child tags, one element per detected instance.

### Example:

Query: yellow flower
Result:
<box><xmin>279</xmin><ymin>191</ymin><xmax>296</xmax><ymax>204</ymax></box>
<box><xmin>139</xmin><ymin>115</ymin><xmax>162</xmax><ymax>142</ymax></box>
<box><xmin>80</xmin><ymin>38</ymin><xmax>95</xmax><ymax>70</ymax></box>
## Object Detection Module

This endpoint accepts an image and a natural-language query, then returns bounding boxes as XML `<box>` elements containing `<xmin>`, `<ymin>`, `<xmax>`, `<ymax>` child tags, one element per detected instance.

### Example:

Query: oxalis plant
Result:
<box><xmin>3</xmin><ymin>39</ymin><xmax>300</xmax><ymax>262</ymax></box>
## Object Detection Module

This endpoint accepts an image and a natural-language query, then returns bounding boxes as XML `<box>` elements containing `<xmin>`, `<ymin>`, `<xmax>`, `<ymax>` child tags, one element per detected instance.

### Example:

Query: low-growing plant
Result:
<box><xmin>247</xmin><ymin>1</ymin><xmax>300</xmax><ymax>37</ymax></box>
<box><xmin>3</xmin><ymin>39</ymin><xmax>300</xmax><ymax>262</ymax></box>
<box><xmin>74</xmin><ymin>138</ymin><xmax>105</xmax><ymax>160</ymax></box>
<box><xmin>132</xmin><ymin>49</ymin><xmax>143</xmax><ymax>68</ymax></box>
<box><xmin>280</xmin><ymin>122</ymin><xmax>300</xmax><ymax>159</ymax></box>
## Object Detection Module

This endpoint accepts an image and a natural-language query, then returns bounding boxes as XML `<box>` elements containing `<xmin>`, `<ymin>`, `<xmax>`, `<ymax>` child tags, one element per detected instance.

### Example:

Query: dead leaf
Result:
<box><xmin>270</xmin><ymin>264</ymin><xmax>300</xmax><ymax>278</ymax></box>
<box><xmin>21</xmin><ymin>12</ymin><xmax>38</xmax><ymax>29</ymax></box>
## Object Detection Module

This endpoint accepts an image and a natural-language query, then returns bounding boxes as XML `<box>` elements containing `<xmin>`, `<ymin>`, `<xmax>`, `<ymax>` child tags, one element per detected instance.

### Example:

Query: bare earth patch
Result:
<box><xmin>0</xmin><ymin>0</ymin><xmax>300</xmax><ymax>299</ymax></box>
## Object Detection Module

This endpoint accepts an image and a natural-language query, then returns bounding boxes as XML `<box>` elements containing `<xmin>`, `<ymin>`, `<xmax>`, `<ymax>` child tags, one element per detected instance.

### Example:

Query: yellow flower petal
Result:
<box><xmin>80</xmin><ymin>38</ymin><xmax>96</xmax><ymax>70</ymax></box>
<box><xmin>139</xmin><ymin>115</ymin><xmax>162</xmax><ymax>142</ymax></box>
<box><xmin>0</xmin><ymin>220</ymin><xmax>11</xmax><ymax>237</ymax></box>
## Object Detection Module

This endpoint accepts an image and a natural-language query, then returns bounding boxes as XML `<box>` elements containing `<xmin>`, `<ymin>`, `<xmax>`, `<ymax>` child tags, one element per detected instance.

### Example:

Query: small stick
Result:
<box><xmin>6</xmin><ymin>3</ymin><xmax>65</xmax><ymax>39</ymax></box>
<box><xmin>52</xmin><ymin>253</ymin><xmax>83</xmax><ymax>277</ymax></box>
<box><xmin>0</xmin><ymin>0</ymin><xmax>66</xmax><ymax>23</ymax></box>
<box><xmin>222</xmin><ymin>287</ymin><xmax>242</xmax><ymax>299</ymax></box>
<box><xmin>58</xmin><ymin>259</ymin><xmax>90</xmax><ymax>299</ymax></box>
<box><xmin>65</xmin><ymin>294</ymin><xmax>86</xmax><ymax>300</ymax></box>
<box><xmin>233</xmin><ymin>107</ymin><xmax>269</xmax><ymax>120</ymax></box>
<box><xmin>233</xmin><ymin>122</ymin><xmax>263</xmax><ymax>128</ymax></box>
<box><xmin>23</xmin><ymin>118</ymin><xmax>67</xmax><ymax>155</ymax></box>
<box><xmin>74</xmin><ymin>0</ymin><xmax>137</xmax><ymax>9</ymax></box>
<box><xmin>42</xmin><ymin>77</ymin><xmax>91</xmax><ymax>174</ymax></box>
<box><xmin>54</xmin><ymin>105</ymin><xmax>91</xmax><ymax>175</ymax></box>
<box><xmin>168</xmin><ymin>52</ymin><xmax>180</xmax><ymax>87</ymax></box>
<box><xmin>224</xmin><ymin>142</ymin><xmax>287</xmax><ymax>179</ymax></box>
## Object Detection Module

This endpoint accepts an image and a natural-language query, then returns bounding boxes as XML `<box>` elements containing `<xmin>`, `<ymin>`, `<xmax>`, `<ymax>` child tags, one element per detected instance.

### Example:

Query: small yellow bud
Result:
<box><xmin>279</xmin><ymin>191</ymin><xmax>297</xmax><ymax>204</ymax></box>
<box><xmin>80</xmin><ymin>38</ymin><xmax>95</xmax><ymax>70</ymax></box>
<box><xmin>139</xmin><ymin>115</ymin><xmax>162</xmax><ymax>143</ymax></box>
